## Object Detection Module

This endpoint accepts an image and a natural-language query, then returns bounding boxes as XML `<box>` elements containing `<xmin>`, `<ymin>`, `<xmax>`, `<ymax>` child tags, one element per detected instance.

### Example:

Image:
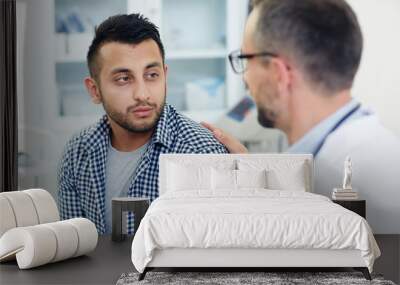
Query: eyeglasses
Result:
<box><xmin>228</xmin><ymin>49</ymin><xmax>278</xmax><ymax>74</ymax></box>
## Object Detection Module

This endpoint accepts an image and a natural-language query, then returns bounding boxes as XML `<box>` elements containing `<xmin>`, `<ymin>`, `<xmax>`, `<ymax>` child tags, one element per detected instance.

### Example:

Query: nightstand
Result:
<box><xmin>112</xmin><ymin>197</ymin><xmax>150</xmax><ymax>242</ymax></box>
<box><xmin>332</xmin><ymin>199</ymin><xmax>366</xmax><ymax>218</ymax></box>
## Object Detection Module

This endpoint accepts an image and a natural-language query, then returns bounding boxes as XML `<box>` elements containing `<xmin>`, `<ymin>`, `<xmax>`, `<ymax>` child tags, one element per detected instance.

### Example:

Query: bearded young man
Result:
<box><xmin>57</xmin><ymin>14</ymin><xmax>227</xmax><ymax>234</ymax></box>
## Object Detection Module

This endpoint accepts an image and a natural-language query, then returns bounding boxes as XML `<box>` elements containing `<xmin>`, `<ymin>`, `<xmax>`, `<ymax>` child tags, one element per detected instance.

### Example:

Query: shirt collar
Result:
<box><xmin>150</xmin><ymin>104</ymin><xmax>173</xmax><ymax>148</ymax></box>
<box><xmin>87</xmin><ymin>115</ymin><xmax>110</xmax><ymax>153</ymax></box>
<box><xmin>286</xmin><ymin>99</ymin><xmax>361</xmax><ymax>155</ymax></box>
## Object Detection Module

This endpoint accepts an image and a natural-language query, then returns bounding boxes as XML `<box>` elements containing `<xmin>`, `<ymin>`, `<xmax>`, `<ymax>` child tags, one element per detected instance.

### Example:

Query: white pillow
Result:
<box><xmin>237</xmin><ymin>159</ymin><xmax>307</xmax><ymax>191</ymax></box>
<box><xmin>211</xmin><ymin>168</ymin><xmax>268</xmax><ymax>190</ymax></box>
<box><xmin>167</xmin><ymin>162</ymin><xmax>211</xmax><ymax>191</ymax></box>
<box><xmin>165</xmin><ymin>158</ymin><xmax>237</xmax><ymax>193</ymax></box>
<box><xmin>267</xmin><ymin>169</ymin><xmax>306</xmax><ymax>191</ymax></box>
<box><xmin>211</xmin><ymin>168</ymin><xmax>237</xmax><ymax>190</ymax></box>
<box><xmin>236</xmin><ymin>169</ymin><xmax>267</xmax><ymax>189</ymax></box>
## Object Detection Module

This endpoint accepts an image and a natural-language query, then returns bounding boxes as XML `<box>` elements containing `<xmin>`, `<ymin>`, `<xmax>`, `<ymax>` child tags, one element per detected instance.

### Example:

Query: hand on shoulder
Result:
<box><xmin>201</xmin><ymin>122</ymin><xmax>248</xmax><ymax>154</ymax></box>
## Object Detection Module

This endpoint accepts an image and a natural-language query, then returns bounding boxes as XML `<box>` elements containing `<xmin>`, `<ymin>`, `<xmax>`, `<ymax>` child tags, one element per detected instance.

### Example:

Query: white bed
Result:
<box><xmin>131</xmin><ymin>154</ymin><xmax>380</xmax><ymax>280</ymax></box>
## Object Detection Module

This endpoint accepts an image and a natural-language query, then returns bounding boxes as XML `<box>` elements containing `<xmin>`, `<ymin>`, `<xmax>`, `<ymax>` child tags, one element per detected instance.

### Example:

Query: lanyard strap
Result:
<box><xmin>313</xmin><ymin>103</ymin><xmax>362</xmax><ymax>157</ymax></box>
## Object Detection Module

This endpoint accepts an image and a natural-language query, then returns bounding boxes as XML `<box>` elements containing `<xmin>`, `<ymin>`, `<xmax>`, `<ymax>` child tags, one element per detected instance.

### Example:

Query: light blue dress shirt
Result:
<box><xmin>286</xmin><ymin>99</ymin><xmax>368</xmax><ymax>156</ymax></box>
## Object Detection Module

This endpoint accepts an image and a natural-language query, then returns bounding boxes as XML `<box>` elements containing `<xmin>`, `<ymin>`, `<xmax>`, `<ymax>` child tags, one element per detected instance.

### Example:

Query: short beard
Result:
<box><xmin>101</xmin><ymin>91</ymin><xmax>166</xmax><ymax>133</ymax></box>
<box><xmin>109</xmin><ymin>103</ymin><xmax>164</xmax><ymax>133</ymax></box>
<box><xmin>257</xmin><ymin>107</ymin><xmax>277</xmax><ymax>129</ymax></box>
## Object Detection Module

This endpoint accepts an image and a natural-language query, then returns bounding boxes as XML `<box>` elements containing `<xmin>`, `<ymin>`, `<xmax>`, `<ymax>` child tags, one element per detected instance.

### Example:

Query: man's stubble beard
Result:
<box><xmin>100</xmin><ymin>88</ymin><xmax>166</xmax><ymax>133</ymax></box>
<box><xmin>254</xmin><ymin>83</ymin><xmax>279</xmax><ymax>129</ymax></box>
<box><xmin>257</xmin><ymin>106</ymin><xmax>277</xmax><ymax>128</ymax></box>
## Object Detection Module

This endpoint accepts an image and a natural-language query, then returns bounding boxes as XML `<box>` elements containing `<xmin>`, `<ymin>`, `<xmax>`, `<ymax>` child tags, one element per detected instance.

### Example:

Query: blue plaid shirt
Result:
<box><xmin>57</xmin><ymin>104</ymin><xmax>228</xmax><ymax>234</ymax></box>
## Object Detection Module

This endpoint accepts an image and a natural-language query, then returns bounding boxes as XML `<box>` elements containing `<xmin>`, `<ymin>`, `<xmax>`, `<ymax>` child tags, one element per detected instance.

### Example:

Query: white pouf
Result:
<box><xmin>0</xmin><ymin>218</ymin><xmax>98</xmax><ymax>269</ymax></box>
<box><xmin>0</xmin><ymin>189</ymin><xmax>98</xmax><ymax>269</ymax></box>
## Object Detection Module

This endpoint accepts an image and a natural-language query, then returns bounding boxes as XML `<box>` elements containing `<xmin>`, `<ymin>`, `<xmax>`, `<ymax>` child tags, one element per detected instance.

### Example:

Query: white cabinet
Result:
<box><xmin>132</xmin><ymin>0</ymin><xmax>248</xmax><ymax>122</ymax></box>
<box><xmin>53</xmin><ymin>0</ymin><xmax>248</xmax><ymax>124</ymax></box>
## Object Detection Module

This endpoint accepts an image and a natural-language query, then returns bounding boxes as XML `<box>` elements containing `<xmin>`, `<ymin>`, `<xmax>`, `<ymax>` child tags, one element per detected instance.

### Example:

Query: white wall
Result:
<box><xmin>337</xmin><ymin>1</ymin><xmax>400</xmax><ymax>234</ymax></box>
<box><xmin>348</xmin><ymin>0</ymin><xmax>400</xmax><ymax>137</ymax></box>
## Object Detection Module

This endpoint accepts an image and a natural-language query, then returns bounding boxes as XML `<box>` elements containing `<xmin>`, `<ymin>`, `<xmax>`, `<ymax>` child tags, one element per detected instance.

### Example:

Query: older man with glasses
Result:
<box><xmin>203</xmin><ymin>0</ymin><xmax>400</xmax><ymax>234</ymax></box>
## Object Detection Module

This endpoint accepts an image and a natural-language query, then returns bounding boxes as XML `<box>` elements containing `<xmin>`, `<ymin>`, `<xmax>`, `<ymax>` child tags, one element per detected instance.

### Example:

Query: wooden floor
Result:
<box><xmin>373</xmin><ymin>234</ymin><xmax>400</xmax><ymax>284</ymax></box>
<box><xmin>0</xmin><ymin>235</ymin><xmax>398</xmax><ymax>284</ymax></box>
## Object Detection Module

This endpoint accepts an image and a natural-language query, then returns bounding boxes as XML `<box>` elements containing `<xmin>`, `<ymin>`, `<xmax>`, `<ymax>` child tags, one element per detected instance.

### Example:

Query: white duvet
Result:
<box><xmin>131</xmin><ymin>190</ymin><xmax>380</xmax><ymax>273</ymax></box>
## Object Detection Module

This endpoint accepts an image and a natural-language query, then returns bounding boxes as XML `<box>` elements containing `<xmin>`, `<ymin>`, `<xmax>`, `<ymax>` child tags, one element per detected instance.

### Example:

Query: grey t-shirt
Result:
<box><xmin>104</xmin><ymin>140</ymin><xmax>149</xmax><ymax>234</ymax></box>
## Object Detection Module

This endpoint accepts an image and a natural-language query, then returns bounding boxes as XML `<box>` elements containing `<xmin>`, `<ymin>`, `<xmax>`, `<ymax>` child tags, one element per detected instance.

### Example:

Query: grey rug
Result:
<box><xmin>117</xmin><ymin>271</ymin><xmax>396</xmax><ymax>285</ymax></box>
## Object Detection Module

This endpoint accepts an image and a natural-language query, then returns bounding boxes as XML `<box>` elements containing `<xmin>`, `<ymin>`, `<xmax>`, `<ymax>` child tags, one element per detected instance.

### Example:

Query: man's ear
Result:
<box><xmin>164</xmin><ymin>64</ymin><xmax>168</xmax><ymax>78</ymax></box>
<box><xmin>271</xmin><ymin>57</ymin><xmax>292</xmax><ymax>96</ymax></box>
<box><xmin>84</xmin><ymin>77</ymin><xmax>102</xmax><ymax>104</ymax></box>
<box><xmin>164</xmin><ymin>64</ymin><xmax>168</xmax><ymax>95</ymax></box>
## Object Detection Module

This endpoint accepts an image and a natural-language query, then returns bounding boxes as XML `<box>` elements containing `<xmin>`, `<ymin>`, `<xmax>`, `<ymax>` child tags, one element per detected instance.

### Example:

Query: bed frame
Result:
<box><xmin>139</xmin><ymin>248</ymin><xmax>371</xmax><ymax>280</ymax></box>
<box><xmin>138</xmin><ymin>154</ymin><xmax>372</xmax><ymax>281</ymax></box>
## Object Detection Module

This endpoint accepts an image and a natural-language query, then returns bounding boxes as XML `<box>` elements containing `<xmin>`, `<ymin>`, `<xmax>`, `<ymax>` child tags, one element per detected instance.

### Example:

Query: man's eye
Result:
<box><xmin>116</xmin><ymin>76</ymin><xmax>130</xmax><ymax>83</ymax></box>
<box><xmin>146</xmin><ymin>73</ymin><xmax>159</xmax><ymax>79</ymax></box>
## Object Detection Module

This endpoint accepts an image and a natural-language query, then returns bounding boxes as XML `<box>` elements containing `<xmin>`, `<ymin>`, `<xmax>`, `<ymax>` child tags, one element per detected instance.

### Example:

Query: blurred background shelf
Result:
<box><xmin>51</xmin><ymin>0</ymin><xmax>248</xmax><ymax>122</ymax></box>
<box><xmin>166</xmin><ymin>49</ymin><xmax>227</xmax><ymax>60</ymax></box>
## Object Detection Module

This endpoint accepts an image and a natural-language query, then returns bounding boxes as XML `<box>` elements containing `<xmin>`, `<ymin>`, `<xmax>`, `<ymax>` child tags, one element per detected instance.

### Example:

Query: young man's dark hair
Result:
<box><xmin>251</xmin><ymin>0</ymin><xmax>363</xmax><ymax>93</ymax></box>
<box><xmin>87</xmin><ymin>13</ymin><xmax>165</xmax><ymax>80</ymax></box>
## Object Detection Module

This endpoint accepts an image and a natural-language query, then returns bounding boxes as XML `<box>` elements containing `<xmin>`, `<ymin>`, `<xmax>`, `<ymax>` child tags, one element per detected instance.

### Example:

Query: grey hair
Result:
<box><xmin>251</xmin><ymin>0</ymin><xmax>363</xmax><ymax>93</ymax></box>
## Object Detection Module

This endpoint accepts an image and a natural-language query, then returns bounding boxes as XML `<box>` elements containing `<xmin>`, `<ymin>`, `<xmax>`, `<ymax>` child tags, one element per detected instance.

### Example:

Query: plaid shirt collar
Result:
<box><xmin>86</xmin><ymin>104</ymin><xmax>173</xmax><ymax>153</ymax></box>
